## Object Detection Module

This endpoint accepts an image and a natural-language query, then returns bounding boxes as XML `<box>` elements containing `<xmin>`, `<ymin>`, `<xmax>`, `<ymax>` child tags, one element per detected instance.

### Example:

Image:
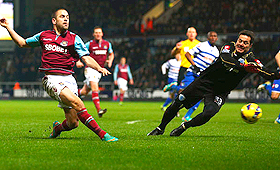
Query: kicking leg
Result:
<box><xmin>59</xmin><ymin>87</ymin><xmax>117</xmax><ymax>142</ymax></box>
<box><xmin>49</xmin><ymin>108</ymin><xmax>79</xmax><ymax>138</ymax></box>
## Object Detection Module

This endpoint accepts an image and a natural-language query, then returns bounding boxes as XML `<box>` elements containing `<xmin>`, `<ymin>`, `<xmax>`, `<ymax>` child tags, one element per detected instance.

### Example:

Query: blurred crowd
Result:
<box><xmin>31</xmin><ymin>0</ymin><xmax>280</xmax><ymax>36</ymax></box>
<box><xmin>1</xmin><ymin>0</ymin><xmax>280</xmax><ymax>91</ymax></box>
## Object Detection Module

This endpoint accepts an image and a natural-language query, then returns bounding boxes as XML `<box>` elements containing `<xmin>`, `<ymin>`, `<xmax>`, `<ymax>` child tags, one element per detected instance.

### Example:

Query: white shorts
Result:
<box><xmin>42</xmin><ymin>74</ymin><xmax>78</xmax><ymax>108</ymax></box>
<box><xmin>84</xmin><ymin>67</ymin><xmax>102</xmax><ymax>86</ymax></box>
<box><xmin>117</xmin><ymin>78</ymin><xmax>128</xmax><ymax>91</ymax></box>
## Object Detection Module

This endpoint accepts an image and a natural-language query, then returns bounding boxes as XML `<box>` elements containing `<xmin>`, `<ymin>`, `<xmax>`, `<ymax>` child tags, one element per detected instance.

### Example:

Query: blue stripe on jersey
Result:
<box><xmin>194</xmin><ymin>54</ymin><xmax>212</xmax><ymax>65</ymax></box>
<box><xmin>26</xmin><ymin>32</ymin><xmax>42</xmax><ymax>47</ymax></box>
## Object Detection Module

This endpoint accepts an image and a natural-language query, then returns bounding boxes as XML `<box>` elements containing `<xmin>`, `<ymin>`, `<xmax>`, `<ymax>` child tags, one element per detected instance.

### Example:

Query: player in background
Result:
<box><xmin>0</xmin><ymin>9</ymin><xmax>118</xmax><ymax>142</ymax></box>
<box><xmin>113</xmin><ymin>57</ymin><xmax>134</xmax><ymax>105</ymax></box>
<box><xmin>161</xmin><ymin>53</ymin><xmax>181</xmax><ymax>111</ymax></box>
<box><xmin>257</xmin><ymin>50</ymin><xmax>280</xmax><ymax>124</ymax></box>
<box><xmin>171</xmin><ymin>27</ymin><xmax>200</xmax><ymax>85</ymax></box>
<box><xmin>148</xmin><ymin>30</ymin><xmax>280</xmax><ymax>137</ymax></box>
<box><xmin>76</xmin><ymin>26</ymin><xmax>114</xmax><ymax>118</ymax></box>
<box><xmin>164</xmin><ymin>31</ymin><xmax>219</xmax><ymax>122</ymax></box>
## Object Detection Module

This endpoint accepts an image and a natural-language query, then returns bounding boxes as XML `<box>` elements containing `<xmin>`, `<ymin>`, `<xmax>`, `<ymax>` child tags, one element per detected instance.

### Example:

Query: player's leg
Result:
<box><xmin>170</xmin><ymin>93</ymin><xmax>226</xmax><ymax>136</ymax></box>
<box><xmin>119</xmin><ymin>88</ymin><xmax>125</xmax><ymax>105</ymax></box>
<box><xmin>257</xmin><ymin>81</ymin><xmax>272</xmax><ymax>94</ymax></box>
<box><xmin>161</xmin><ymin>92</ymin><xmax>174</xmax><ymax>111</ymax></box>
<box><xmin>89</xmin><ymin>81</ymin><xmax>106</xmax><ymax>117</ymax></box>
<box><xmin>182</xmin><ymin>100</ymin><xmax>201</xmax><ymax>122</ymax></box>
<box><xmin>147</xmin><ymin>81</ymin><xmax>203</xmax><ymax>136</ymax></box>
<box><xmin>78</xmin><ymin>84</ymin><xmax>91</xmax><ymax>97</ymax></box>
<box><xmin>117</xmin><ymin>78</ymin><xmax>128</xmax><ymax>106</ymax></box>
<box><xmin>59</xmin><ymin>87</ymin><xmax>118</xmax><ymax>142</ymax></box>
<box><xmin>49</xmin><ymin>108</ymin><xmax>79</xmax><ymax>138</ymax></box>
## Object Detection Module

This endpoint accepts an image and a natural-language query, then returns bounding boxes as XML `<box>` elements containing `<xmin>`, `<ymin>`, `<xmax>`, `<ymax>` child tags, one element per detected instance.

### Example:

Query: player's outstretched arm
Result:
<box><xmin>0</xmin><ymin>18</ymin><xmax>29</xmax><ymax>48</ymax></box>
<box><xmin>81</xmin><ymin>55</ymin><xmax>111</xmax><ymax>76</ymax></box>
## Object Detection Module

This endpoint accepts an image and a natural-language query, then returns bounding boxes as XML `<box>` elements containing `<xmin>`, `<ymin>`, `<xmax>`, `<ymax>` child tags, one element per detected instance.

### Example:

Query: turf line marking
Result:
<box><xmin>126</xmin><ymin>120</ymin><xmax>145</xmax><ymax>124</ymax></box>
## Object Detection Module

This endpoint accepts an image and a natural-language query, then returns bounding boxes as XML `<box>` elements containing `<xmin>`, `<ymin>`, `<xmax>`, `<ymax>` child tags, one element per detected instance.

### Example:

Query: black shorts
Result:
<box><xmin>178</xmin><ymin>66</ymin><xmax>188</xmax><ymax>84</ymax></box>
<box><xmin>176</xmin><ymin>78</ymin><xmax>227</xmax><ymax>110</ymax></box>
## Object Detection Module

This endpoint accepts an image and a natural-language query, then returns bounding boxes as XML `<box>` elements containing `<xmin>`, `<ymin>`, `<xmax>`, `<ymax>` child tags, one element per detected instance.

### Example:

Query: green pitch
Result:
<box><xmin>0</xmin><ymin>100</ymin><xmax>279</xmax><ymax>170</ymax></box>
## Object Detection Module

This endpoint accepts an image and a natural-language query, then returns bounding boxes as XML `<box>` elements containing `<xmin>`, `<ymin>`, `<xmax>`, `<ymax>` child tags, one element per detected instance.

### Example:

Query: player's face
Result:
<box><xmin>53</xmin><ymin>10</ymin><xmax>69</xmax><ymax>31</ymax></box>
<box><xmin>93</xmin><ymin>28</ymin><xmax>103</xmax><ymax>41</ymax></box>
<box><xmin>186</xmin><ymin>28</ymin><xmax>197</xmax><ymax>41</ymax></box>
<box><xmin>208</xmin><ymin>32</ymin><xmax>218</xmax><ymax>45</ymax></box>
<box><xmin>120</xmin><ymin>58</ymin><xmax>126</xmax><ymax>65</ymax></box>
<box><xmin>235</xmin><ymin>35</ymin><xmax>252</xmax><ymax>53</ymax></box>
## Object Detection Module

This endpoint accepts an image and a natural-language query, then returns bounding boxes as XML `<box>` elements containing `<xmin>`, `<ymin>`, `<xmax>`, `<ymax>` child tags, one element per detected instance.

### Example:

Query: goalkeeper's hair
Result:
<box><xmin>238</xmin><ymin>30</ymin><xmax>255</xmax><ymax>45</ymax></box>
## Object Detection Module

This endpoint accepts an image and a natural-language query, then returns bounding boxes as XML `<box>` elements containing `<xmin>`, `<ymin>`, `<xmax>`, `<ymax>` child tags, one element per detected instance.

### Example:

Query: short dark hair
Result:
<box><xmin>93</xmin><ymin>26</ymin><xmax>102</xmax><ymax>31</ymax></box>
<box><xmin>51</xmin><ymin>8</ymin><xmax>67</xmax><ymax>19</ymax></box>
<box><xmin>238</xmin><ymin>30</ymin><xmax>255</xmax><ymax>44</ymax></box>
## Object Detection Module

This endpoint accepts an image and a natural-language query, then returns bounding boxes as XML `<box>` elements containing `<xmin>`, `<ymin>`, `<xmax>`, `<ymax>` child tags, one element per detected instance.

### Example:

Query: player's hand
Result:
<box><xmin>76</xmin><ymin>60</ymin><xmax>84</xmax><ymax>68</ymax></box>
<box><xmin>176</xmin><ymin>41</ymin><xmax>182</xmax><ymax>49</ymax></box>
<box><xmin>0</xmin><ymin>18</ymin><xmax>9</xmax><ymax>28</ymax></box>
<box><xmin>98</xmin><ymin>67</ymin><xmax>111</xmax><ymax>76</ymax></box>
<box><xmin>106</xmin><ymin>59</ymin><xmax>112</xmax><ymax>68</ymax></box>
<box><xmin>114</xmin><ymin>80</ymin><xmax>117</xmax><ymax>85</ymax></box>
<box><xmin>190</xmin><ymin>65</ymin><xmax>201</xmax><ymax>75</ymax></box>
<box><xmin>129</xmin><ymin>79</ymin><xmax>134</xmax><ymax>85</ymax></box>
<box><xmin>242</xmin><ymin>62</ymin><xmax>261</xmax><ymax>73</ymax></box>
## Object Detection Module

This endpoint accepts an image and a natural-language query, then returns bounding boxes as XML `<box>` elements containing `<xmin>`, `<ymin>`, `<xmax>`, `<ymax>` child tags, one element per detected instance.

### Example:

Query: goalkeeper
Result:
<box><xmin>163</xmin><ymin>31</ymin><xmax>219</xmax><ymax>122</ymax></box>
<box><xmin>148</xmin><ymin>30</ymin><xmax>280</xmax><ymax>137</ymax></box>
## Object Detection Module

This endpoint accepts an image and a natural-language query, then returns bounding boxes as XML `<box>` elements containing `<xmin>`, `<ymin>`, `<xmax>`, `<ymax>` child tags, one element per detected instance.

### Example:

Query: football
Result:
<box><xmin>241</xmin><ymin>103</ymin><xmax>262</xmax><ymax>124</ymax></box>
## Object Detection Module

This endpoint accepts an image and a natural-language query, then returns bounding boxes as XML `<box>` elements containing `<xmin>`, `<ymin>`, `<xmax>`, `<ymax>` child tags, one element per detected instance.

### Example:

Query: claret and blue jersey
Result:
<box><xmin>26</xmin><ymin>30</ymin><xmax>89</xmax><ymax>74</ymax></box>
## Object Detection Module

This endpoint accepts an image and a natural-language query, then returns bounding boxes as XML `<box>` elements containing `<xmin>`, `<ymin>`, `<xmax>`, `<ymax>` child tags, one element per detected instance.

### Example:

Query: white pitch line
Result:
<box><xmin>126</xmin><ymin>120</ymin><xmax>145</xmax><ymax>124</ymax></box>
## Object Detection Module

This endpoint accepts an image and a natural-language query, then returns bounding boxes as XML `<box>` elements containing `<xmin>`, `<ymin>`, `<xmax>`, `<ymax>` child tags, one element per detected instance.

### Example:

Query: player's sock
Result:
<box><xmin>265</xmin><ymin>83</ymin><xmax>272</xmax><ymax>96</ymax></box>
<box><xmin>54</xmin><ymin>119</ymin><xmax>75</xmax><ymax>134</ymax></box>
<box><xmin>183</xmin><ymin>101</ymin><xmax>201</xmax><ymax>118</ymax></box>
<box><xmin>120</xmin><ymin>93</ymin><xmax>124</xmax><ymax>102</ymax></box>
<box><xmin>78</xmin><ymin>89</ymin><xmax>82</xmax><ymax>97</ymax></box>
<box><xmin>158</xmin><ymin>101</ymin><xmax>181</xmax><ymax>130</ymax></box>
<box><xmin>92</xmin><ymin>91</ymin><xmax>101</xmax><ymax>112</ymax></box>
<box><xmin>163</xmin><ymin>97</ymin><xmax>172</xmax><ymax>107</ymax></box>
<box><xmin>77</xmin><ymin>108</ymin><xmax>107</xmax><ymax>139</ymax></box>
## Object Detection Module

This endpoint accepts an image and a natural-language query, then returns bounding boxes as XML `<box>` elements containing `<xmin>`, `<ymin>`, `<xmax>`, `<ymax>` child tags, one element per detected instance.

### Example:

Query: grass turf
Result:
<box><xmin>0</xmin><ymin>100</ymin><xmax>279</xmax><ymax>170</ymax></box>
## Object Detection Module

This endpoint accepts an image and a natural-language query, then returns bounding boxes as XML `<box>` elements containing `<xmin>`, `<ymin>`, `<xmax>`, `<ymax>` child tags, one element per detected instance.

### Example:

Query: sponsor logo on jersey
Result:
<box><xmin>45</xmin><ymin>44</ymin><xmax>68</xmax><ymax>54</ymax></box>
<box><xmin>94</xmin><ymin>50</ymin><xmax>107</xmax><ymax>55</ymax></box>
<box><xmin>254</xmin><ymin>59</ymin><xmax>263</xmax><ymax>67</ymax></box>
<box><xmin>222</xmin><ymin>45</ymin><xmax>230</xmax><ymax>53</ymax></box>
<box><xmin>120</xmin><ymin>68</ymin><xmax>128</xmax><ymax>72</ymax></box>
<box><xmin>60</xmin><ymin>40</ymin><xmax>68</xmax><ymax>47</ymax></box>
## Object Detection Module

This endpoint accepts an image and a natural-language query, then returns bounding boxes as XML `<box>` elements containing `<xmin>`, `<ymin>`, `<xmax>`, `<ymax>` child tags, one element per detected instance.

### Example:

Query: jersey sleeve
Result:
<box><xmin>25</xmin><ymin>32</ymin><xmax>42</xmax><ymax>47</ymax></box>
<box><xmin>74</xmin><ymin>35</ymin><xmax>90</xmax><ymax>58</ymax></box>
<box><xmin>85</xmin><ymin>41</ymin><xmax>90</xmax><ymax>50</ymax></box>
<box><xmin>127</xmin><ymin>65</ymin><xmax>133</xmax><ymax>79</ymax></box>
<box><xmin>113</xmin><ymin>64</ymin><xmax>119</xmax><ymax>81</ymax></box>
<box><xmin>161</xmin><ymin>61</ymin><xmax>169</xmax><ymax>75</ymax></box>
<box><xmin>188</xmin><ymin>43</ymin><xmax>201</xmax><ymax>56</ymax></box>
<box><xmin>108</xmin><ymin>42</ymin><xmax>113</xmax><ymax>54</ymax></box>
